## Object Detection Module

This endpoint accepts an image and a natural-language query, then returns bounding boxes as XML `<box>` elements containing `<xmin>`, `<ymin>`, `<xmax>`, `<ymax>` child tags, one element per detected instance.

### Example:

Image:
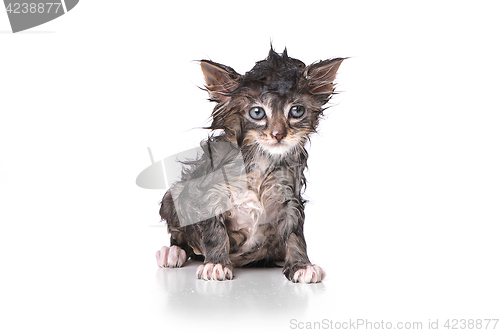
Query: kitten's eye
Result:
<box><xmin>289</xmin><ymin>105</ymin><xmax>305</xmax><ymax>118</ymax></box>
<box><xmin>249</xmin><ymin>107</ymin><xmax>266</xmax><ymax>120</ymax></box>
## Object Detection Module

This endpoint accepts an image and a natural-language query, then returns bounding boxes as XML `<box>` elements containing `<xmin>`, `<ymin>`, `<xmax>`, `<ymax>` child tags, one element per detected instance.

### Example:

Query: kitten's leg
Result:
<box><xmin>282</xmin><ymin>232</ymin><xmax>325</xmax><ymax>283</ymax></box>
<box><xmin>156</xmin><ymin>190</ymin><xmax>189</xmax><ymax>268</ymax></box>
<box><xmin>280</xmin><ymin>200</ymin><xmax>325</xmax><ymax>283</ymax></box>
<box><xmin>194</xmin><ymin>216</ymin><xmax>234</xmax><ymax>281</ymax></box>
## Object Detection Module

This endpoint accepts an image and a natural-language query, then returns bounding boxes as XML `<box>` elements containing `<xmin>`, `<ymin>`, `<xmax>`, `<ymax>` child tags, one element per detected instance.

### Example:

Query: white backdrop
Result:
<box><xmin>1</xmin><ymin>1</ymin><xmax>499</xmax><ymax>332</ymax></box>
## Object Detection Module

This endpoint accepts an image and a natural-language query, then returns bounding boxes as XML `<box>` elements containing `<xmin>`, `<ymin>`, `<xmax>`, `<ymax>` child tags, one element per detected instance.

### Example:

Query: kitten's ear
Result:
<box><xmin>304</xmin><ymin>58</ymin><xmax>345</xmax><ymax>95</ymax></box>
<box><xmin>200</xmin><ymin>60</ymin><xmax>240</xmax><ymax>102</ymax></box>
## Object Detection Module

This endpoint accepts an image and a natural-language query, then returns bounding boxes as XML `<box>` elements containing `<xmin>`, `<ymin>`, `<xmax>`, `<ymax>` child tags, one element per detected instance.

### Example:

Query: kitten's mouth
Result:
<box><xmin>259</xmin><ymin>139</ymin><xmax>293</xmax><ymax>156</ymax></box>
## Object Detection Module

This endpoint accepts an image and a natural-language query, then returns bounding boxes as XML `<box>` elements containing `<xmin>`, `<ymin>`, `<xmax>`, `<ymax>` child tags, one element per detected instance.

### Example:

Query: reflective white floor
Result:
<box><xmin>155</xmin><ymin>260</ymin><xmax>328</xmax><ymax>331</ymax></box>
<box><xmin>154</xmin><ymin>259</ymin><xmax>329</xmax><ymax>325</ymax></box>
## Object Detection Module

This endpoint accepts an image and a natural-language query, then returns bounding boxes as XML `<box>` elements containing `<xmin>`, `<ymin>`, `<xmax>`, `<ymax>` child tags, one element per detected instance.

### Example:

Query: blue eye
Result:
<box><xmin>289</xmin><ymin>105</ymin><xmax>305</xmax><ymax>118</ymax></box>
<box><xmin>249</xmin><ymin>107</ymin><xmax>266</xmax><ymax>120</ymax></box>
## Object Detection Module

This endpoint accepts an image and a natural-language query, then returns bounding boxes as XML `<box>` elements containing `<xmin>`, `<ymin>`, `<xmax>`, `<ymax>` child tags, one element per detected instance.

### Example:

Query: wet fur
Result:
<box><xmin>159</xmin><ymin>48</ymin><xmax>344</xmax><ymax>282</ymax></box>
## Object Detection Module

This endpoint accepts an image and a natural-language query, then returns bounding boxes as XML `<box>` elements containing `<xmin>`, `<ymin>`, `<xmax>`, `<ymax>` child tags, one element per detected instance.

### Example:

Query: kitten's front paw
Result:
<box><xmin>196</xmin><ymin>263</ymin><xmax>233</xmax><ymax>281</ymax></box>
<box><xmin>285</xmin><ymin>264</ymin><xmax>325</xmax><ymax>283</ymax></box>
<box><xmin>156</xmin><ymin>245</ymin><xmax>187</xmax><ymax>268</ymax></box>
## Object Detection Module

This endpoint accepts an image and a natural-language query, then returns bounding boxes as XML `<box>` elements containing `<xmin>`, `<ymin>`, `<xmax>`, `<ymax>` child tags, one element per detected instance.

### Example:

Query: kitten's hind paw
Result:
<box><xmin>196</xmin><ymin>263</ymin><xmax>233</xmax><ymax>281</ymax></box>
<box><xmin>288</xmin><ymin>264</ymin><xmax>325</xmax><ymax>283</ymax></box>
<box><xmin>156</xmin><ymin>245</ymin><xmax>187</xmax><ymax>268</ymax></box>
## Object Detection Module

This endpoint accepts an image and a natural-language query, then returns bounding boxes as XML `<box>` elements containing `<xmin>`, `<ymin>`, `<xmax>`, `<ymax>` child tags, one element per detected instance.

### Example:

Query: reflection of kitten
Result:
<box><xmin>156</xmin><ymin>48</ymin><xmax>345</xmax><ymax>283</ymax></box>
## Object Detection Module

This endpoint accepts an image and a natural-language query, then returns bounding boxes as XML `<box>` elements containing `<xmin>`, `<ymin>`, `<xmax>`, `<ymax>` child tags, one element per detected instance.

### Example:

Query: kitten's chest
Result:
<box><xmin>228</xmin><ymin>155</ymin><xmax>271</xmax><ymax>229</ymax></box>
<box><xmin>227</xmin><ymin>155</ymin><xmax>296</xmax><ymax>257</ymax></box>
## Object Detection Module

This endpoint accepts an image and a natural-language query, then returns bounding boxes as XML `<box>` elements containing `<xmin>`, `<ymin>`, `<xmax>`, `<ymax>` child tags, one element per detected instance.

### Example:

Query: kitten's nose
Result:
<box><xmin>271</xmin><ymin>131</ymin><xmax>286</xmax><ymax>143</ymax></box>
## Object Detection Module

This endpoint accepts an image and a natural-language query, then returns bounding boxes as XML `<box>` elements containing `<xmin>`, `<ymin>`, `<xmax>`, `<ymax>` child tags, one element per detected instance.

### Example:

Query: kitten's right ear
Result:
<box><xmin>304</xmin><ymin>58</ymin><xmax>346</xmax><ymax>95</ymax></box>
<box><xmin>200</xmin><ymin>60</ymin><xmax>240</xmax><ymax>102</ymax></box>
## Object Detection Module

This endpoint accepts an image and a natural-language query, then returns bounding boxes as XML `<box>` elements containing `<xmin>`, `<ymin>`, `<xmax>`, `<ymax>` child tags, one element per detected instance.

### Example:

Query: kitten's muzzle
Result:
<box><xmin>271</xmin><ymin>131</ymin><xmax>286</xmax><ymax>143</ymax></box>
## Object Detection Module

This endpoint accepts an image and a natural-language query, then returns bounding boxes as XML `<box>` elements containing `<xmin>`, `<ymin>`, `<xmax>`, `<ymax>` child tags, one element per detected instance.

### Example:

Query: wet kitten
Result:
<box><xmin>156</xmin><ymin>48</ymin><xmax>344</xmax><ymax>283</ymax></box>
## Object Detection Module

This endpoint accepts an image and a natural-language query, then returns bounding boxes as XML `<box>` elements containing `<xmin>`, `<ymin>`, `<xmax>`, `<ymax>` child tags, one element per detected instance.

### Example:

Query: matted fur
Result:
<box><xmin>159</xmin><ymin>48</ymin><xmax>345</xmax><ymax>282</ymax></box>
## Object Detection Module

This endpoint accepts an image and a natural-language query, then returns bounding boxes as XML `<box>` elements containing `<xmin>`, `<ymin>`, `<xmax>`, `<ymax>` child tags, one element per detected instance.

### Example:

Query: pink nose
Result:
<box><xmin>271</xmin><ymin>131</ymin><xmax>285</xmax><ymax>142</ymax></box>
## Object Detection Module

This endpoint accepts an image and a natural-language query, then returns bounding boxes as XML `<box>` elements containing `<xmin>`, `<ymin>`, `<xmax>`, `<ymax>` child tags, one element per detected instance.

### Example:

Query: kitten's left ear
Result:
<box><xmin>304</xmin><ymin>58</ymin><xmax>346</xmax><ymax>95</ymax></box>
<box><xmin>200</xmin><ymin>60</ymin><xmax>240</xmax><ymax>102</ymax></box>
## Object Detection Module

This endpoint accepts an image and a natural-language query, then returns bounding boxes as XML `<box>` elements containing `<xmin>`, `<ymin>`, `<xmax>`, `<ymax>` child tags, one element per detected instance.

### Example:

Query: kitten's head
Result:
<box><xmin>201</xmin><ymin>48</ymin><xmax>344</xmax><ymax>158</ymax></box>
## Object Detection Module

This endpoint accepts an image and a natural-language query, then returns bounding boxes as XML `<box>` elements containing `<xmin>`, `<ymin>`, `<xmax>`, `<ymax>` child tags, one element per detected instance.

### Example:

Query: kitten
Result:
<box><xmin>156</xmin><ymin>48</ymin><xmax>344</xmax><ymax>283</ymax></box>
